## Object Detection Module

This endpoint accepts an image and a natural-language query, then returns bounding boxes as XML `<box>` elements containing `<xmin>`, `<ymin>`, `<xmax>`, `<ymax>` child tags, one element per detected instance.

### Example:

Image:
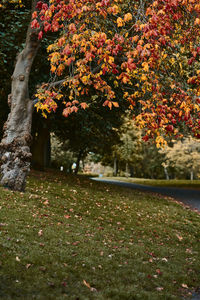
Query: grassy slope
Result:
<box><xmin>104</xmin><ymin>177</ymin><xmax>200</xmax><ymax>189</ymax></box>
<box><xmin>0</xmin><ymin>170</ymin><xmax>199</xmax><ymax>300</ymax></box>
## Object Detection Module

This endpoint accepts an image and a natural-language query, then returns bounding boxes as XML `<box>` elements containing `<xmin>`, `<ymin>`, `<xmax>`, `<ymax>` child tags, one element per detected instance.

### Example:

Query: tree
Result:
<box><xmin>0</xmin><ymin>0</ymin><xmax>41</xmax><ymax>191</ymax></box>
<box><xmin>51</xmin><ymin>134</ymin><xmax>75</xmax><ymax>172</ymax></box>
<box><xmin>112</xmin><ymin>118</ymin><xmax>142</xmax><ymax>177</ymax></box>
<box><xmin>34</xmin><ymin>0</ymin><xmax>200</xmax><ymax>144</ymax></box>
<box><xmin>159</xmin><ymin>137</ymin><xmax>200</xmax><ymax>180</ymax></box>
<box><xmin>52</xmin><ymin>100</ymin><xmax>124</xmax><ymax>174</ymax></box>
<box><xmin>1</xmin><ymin>0</ymin><xmax>200</xmax><ymax>191</ymax></box>
<box><xmin>101</xmin><ymin>118</ymin><xmax>165</xmax><ymax>179</ymax></box>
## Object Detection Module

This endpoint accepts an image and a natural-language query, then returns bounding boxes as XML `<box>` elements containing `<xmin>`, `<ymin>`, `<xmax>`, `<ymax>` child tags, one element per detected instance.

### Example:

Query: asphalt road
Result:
<box><xmin>92</xmin><ymin>178</ymin><xmax>200</xmax><ymax>212</ymax></box>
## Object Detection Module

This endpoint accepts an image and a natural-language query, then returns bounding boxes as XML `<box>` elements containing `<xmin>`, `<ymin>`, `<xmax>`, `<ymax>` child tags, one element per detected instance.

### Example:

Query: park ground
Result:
<box><xmin>0</xmin><ymin>170</ymin><xmax>200</xmax><ymax>299</ymax></box>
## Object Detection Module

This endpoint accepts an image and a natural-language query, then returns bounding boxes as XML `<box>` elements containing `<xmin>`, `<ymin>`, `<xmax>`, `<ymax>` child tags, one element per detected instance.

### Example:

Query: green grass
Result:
<box><xmin>0</xmin><ymin>170</ymin><xmax>200</xmax><ymax>299</ymax></box>
<box><xmin>105</xmin><ymin>177</ymin><xmax>200</xmax><ymax>189</ymax></box>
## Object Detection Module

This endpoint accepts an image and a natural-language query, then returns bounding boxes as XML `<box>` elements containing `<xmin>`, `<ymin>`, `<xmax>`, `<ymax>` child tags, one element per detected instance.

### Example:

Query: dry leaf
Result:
<box><xmin>83</xmin><ymin>280</ymin><xmax>97</xmax><ymax>292</ymax></box>
<box><xmin>156</xmin><ymin>287</ymin><xmax>163</xmax><ymax>291</ymax></box>
<box><xmin>64</xmin><ymin>215</ymin><xmax>71</xmax><ymax>219</ymax></box>
<box><xmin>26</xmin><ymin>264</ymin><xmax>31</xmax><ymax>269</ymax></box>
<box><xmin>176</xmin><ymin>234</ymin><xmax>183</xmax><ymax>241</ymax></box>
<box><xmin>38</xmin><ymin>230</ymin><xmax>43</xmax><ymax>236</ymax></box>
<box><xmin>83</xmin><ymin>280</ymin><xmax>91</xmax><ymax>289</ymax></box>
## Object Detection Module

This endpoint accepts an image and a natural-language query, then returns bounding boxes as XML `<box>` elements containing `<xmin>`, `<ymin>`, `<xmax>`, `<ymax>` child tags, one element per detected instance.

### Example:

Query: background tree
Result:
<box><xmin>111</xmin><ymin>117</ymin><xmax>142</xmax><ymax>177</ymax></box>
<box><xmin>52</xmin><ymin>98</ymin><xmax>125</xmax><ymax>174</ymax></box>
<box><xmin>160</xmin><ymin>137</ymin><xmax>200</xmax><ymax>180</ymax></box>
<box><xmin>51</xmin><ymin>134</ymin><xmax>75</xmax><ymax>172</ymax></box>
<box><xmin>102</xmin><ymin>117</ymin><xmax>165</xmax><ymax>179</ymax></box>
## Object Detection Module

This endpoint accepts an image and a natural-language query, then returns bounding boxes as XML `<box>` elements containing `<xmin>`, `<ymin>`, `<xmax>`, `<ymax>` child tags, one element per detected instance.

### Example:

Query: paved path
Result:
<box><xmin>92</xmin><ymin>178</ymin><xmax>200</xmax><ymax>212</ymax></box>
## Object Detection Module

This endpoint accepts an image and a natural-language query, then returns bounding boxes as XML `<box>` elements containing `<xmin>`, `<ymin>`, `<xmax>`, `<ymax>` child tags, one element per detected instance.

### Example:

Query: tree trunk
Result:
<box><xmin>164</xmin><ymin>166</ymin><xmax>169</xmax><ymax>180</ymax></box>
<box><xmin>74</xmin><ymin>150</ymin><xmax>83</xmax><ymax>174</ymax></box>
<box><xmin>0</xmin><ymin>1</ymin><xmax>40</xmax><ymax>191</ymax></box>
<box><xmin>125</xmin><ymin>162</ymin><xmax>130</xmax><ymax>178</ymax></box>
<box><xmin>31</xmin><ymin>119</ymin><xmax>51</xmax><ymax>171</ymax></box>
<box><xmin>190</xmin><ymin>170</ymin><xmax>194</xmax><ymax>181</ymax></box>
<box><xmin>129</xmin><ymin>165</ymin><xmax>134</xmax><ymax>177</ymax></box>
<box><xmin>113</xmin><ymin>153</ymin><xmax>118</xmax><ymax>176</ymax></box>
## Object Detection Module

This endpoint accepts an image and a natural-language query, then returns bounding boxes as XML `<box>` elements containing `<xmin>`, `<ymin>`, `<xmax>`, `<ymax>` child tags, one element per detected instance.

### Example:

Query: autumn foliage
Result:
<box><xmin>32</xmin><ymin>0</ymin><xmax>200</xmax><ymax>146</ymax></box>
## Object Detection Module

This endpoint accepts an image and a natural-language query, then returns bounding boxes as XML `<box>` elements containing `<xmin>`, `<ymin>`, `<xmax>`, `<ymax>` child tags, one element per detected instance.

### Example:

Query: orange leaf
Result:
<box><xmin>80</xmin><ymin>102</ymin><xmax>88</xmax><ymax>109</ymax></box>
<box><xmin>124</xmin><ymin>13</ymin><xmax>132</xmax><ymax>22</ymax></box>
<box><xmin>112</xmin><ymin>102</ymin><xmax>119</xmax><ymax>108</ymax></box>
<box><xmin>83</xmin><ymin>280</ymin><xmax>91</xmax><ymax>289</ymax></box>
<box><xmin>108</xmin><ymin>101</ymin><xmax>112</xmax><ymax>110</ymax></box>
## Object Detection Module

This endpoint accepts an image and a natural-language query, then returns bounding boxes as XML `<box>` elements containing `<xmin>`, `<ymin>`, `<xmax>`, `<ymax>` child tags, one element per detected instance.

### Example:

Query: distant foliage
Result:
<box><xmin>51</xmin><ymin>134</ymin><xmax>75</xmax><ymax>172</ymax></box>
<box><xmin>160</xmin><ymin>137</ymin><xmax>200</xmax><ymax>179</ymax></box>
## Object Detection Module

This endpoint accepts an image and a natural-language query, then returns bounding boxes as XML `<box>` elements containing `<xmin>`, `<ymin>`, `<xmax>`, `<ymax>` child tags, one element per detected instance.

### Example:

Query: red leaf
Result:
<box><xmin>38</xmin><ymin>31</ymin><xmax>43</xmax><ymax>40</ymax></box>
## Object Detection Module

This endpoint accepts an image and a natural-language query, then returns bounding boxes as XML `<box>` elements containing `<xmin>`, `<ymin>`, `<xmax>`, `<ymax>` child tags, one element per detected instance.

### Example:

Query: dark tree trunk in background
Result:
<box><xmin>31</xmin><ymin>118</ymin><xmax>51</xmax><ymax>171</ymax></box>
<box><xmin>74</xmin><ymin>150</ymin><xmax>83</xmax><ymax>174</ymax></box>
<box><xmin>129</xmin><ymin>165</ymin><xmax>134</xmax><ymax>177</ymax></box>
<box><xmin>0</xmin><ymin>1</ymin><xmax>40</xmax><ymax>191</ymax></box>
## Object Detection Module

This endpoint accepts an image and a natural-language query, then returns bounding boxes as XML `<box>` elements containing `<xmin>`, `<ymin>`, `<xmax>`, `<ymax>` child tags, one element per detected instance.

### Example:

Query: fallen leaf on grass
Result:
<box><xmin>161</xmin><ymin>257</ymin><xmax>168</xmax><ymax>262</ymax></box>
<box><xmin>156</xmin><ymin>287</ymin><xmax>164</xmax><ymax>291</ymax></box>
<box><xmin>176</xmin><ymin>234</ymin><xmax>183</xmax><ymax>241</ymax></box>
<box><xmin>64</xmin><ymin>215</ymin><xmax>71</xmax><ymax>219</ymax></box>
<box><xmin>38</xmin><ymin>230</ymin><xmax>43</xmax><ymax>236</ymax></box>
<box><xmin>156</xmin><ymin>269</ymin><xmax>163</xmax><ymax>275</ymax></box>
<box><xmin>26</xmin><ymin>264</ymin><xmax>31</xmax><ymax>269</ymax></box>
<box><xmin>83</xmin><ymin>280</ymin><xmax>97</xmax><ymax>292</ymax></box>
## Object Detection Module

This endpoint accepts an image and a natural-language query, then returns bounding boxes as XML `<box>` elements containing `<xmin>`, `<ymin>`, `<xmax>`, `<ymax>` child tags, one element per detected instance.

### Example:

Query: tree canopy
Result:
<box><xmin>30</xmin><ymin>0</ymin><xmax>200</xmax><ymax>146</ymax></box>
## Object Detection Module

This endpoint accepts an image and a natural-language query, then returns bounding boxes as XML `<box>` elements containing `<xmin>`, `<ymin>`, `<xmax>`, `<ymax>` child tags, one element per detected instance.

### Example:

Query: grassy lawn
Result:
<box><xmin>0</xmin><ymin>170</ymin><xmax>200</xmax><ymax>299</ymax></box>
<box><xmin>104</xmin><ymin>177</ymin><xmax>200</xmax><ymax>189</ymax></box>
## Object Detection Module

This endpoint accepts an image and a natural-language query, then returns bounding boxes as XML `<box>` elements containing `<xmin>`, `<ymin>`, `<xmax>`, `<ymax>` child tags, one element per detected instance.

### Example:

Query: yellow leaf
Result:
<box><xmin>81</xmin><ymin>75</ymin><xmax>90</xmax><ymax>85</ymax></box>
<box><xmin>117</xmin><ymin>17</ymin><xmax>124</xmax><ymax>27</ymax></box>
<box><xmin>142</xmin><ymin>62</ymin><xmax>149</xmax><ymax>72</ymax></box>
<box><xmin>50</xmin><ymin>65</ymin><xmax>56</xmax><ymax>73</ymax></box>
<box><xmin>141</xmin><ymin>74</ymin><xmax>147</xmax><ymax>81</ymax></box>
<box><xmin>108</xmin><ymin>56</ymin><xmax>114</xmax><ymax>64</ymax></box>
<box><xmin>124</xmin><ymin>13</ymin><xmax>132</xmax><ymax>22</ymax></box>
<box><xmin>114</xmin><ymin>80</ymin><xmax>119</xmax><ymax>87</ymax></box>
<box><xmin>195</xmin><ymin>18</ymin><xmax>200</xmax><ymax>25</ymax></box>
<box><xmin>56</xmin><ymin>94</ymin><xmax>63</xmax><ymax>100</ymax></box>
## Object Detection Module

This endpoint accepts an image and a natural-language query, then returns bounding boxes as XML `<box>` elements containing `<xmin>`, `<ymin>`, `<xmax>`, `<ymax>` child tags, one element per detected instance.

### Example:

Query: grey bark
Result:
<box><xmin>190</xmin><ymin>170</ymin><xmax>194</xmax><ymax>181</ymax></box>
<box><xmin>125</xmin><ymin>162</ymin><xmax>130</xmax><ymax>178</ymax></box>
<box><xmin>0</xmin><ymin>1</ymin><xmax>40</xmax><ymax>191</ymax></box>
<box><xmin>164</xmin><ymin>166</ymin><xmax>169</xmax><ymax>180</ymax></box>
<box><xmin>113</xmin><ymin>153</ymin><xmax>118</xmax><ymax>176</ymax></box>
